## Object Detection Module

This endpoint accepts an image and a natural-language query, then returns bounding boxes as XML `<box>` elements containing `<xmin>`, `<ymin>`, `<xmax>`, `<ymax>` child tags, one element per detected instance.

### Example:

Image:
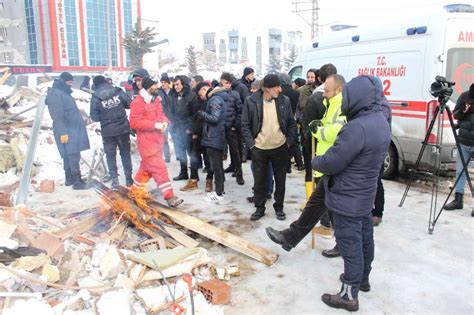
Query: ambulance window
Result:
<box><xmin>289</xmin><ymin>66</ymin><xmax>303</xmax><ymax>81</ymax></box>
<box><xmin>445</xmin><ymin>48</ymin><xmax>474</xmax><ymax>101</ymax></box>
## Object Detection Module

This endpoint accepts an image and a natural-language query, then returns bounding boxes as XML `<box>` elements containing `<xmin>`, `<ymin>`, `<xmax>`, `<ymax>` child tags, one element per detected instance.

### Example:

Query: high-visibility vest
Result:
<box><xmin>311</xmin><ymin>92</ymin><xmax>346</xmax><ymax>178</ymax></box>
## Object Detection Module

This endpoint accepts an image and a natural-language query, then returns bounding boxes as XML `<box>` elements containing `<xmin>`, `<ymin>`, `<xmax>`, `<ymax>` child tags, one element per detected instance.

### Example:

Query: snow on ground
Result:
<box><xmin>25</xmin><ymin>143</ymin><xmax>474</xmax><ymax>315</ymax></box>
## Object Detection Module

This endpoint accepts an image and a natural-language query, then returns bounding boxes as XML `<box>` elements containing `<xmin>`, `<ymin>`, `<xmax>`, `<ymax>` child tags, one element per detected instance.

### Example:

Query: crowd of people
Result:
<box><xmin>44</xmin><ymin>64</ymin><xmax>473</xmax><ymax>311</ymax></box>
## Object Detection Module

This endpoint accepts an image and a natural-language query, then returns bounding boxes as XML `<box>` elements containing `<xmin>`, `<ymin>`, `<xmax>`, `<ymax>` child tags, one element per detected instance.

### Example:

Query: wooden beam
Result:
<box><xmin>152</xmin><ymin>203</ymin><xmax>279</xmax><ymax>266</ymax></box>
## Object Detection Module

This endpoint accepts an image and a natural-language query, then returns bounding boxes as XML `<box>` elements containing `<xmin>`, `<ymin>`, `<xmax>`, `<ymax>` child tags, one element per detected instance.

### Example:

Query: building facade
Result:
<box><xmin>1</xmin><ymin>0</ymin><xmax>140</xmax><ymax>72</ymax></box>
<box><xmin>202</xmin><ymin>27</ymin><xmax>303</xmax><ymax>75</ymax></box>
<box><xmin>0</xmin><ymin>1</ymin><xmax>29</xmax><ymax>64</ymax></box>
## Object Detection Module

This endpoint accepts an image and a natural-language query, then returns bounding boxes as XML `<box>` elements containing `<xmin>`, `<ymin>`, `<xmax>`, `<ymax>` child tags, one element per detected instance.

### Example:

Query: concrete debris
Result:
<box><xmin>11</xmin><ymin>254</ymin><xmax>50</xmax><ymax>272</ymax></box>
<box><xmin>99</xmin><ymin>246</ymin><xmax>122</xmax><ymax>280</ymax></box>
<box><xmin>41</xmin><ymin>264</ymin><xmax>60</xmax><ymax>283</ymax></box>
<box><xmin>210</xmin><ymin>264</ymin><xmax>240</xmax><ymax>281</ymax></box>
<box><xmin>97</xmin><ymin>289</ymin><xmax>131</xmax><ymax>315</ymax></box>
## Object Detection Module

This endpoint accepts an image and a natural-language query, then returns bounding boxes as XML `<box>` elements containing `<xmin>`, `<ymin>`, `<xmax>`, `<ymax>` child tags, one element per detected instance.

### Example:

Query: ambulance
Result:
<box><xmin>289</xmin><ymin>3</ymin><xmax>474</xmax><ymax>178</ymax></box>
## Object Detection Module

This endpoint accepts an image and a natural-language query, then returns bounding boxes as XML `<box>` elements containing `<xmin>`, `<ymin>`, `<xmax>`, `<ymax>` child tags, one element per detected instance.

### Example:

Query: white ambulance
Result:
<box><xmin>289</xmin><ymin>3</ymin><xmax>474</xmax><ymax>178</ymax></box>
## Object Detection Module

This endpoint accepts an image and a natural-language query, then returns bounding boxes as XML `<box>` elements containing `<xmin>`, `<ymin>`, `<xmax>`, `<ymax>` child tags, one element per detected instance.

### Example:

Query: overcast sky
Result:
<box><xmin>141</xmin><ymin>0</ymin><xmax>460</xmax><ymax>57</ymax></box>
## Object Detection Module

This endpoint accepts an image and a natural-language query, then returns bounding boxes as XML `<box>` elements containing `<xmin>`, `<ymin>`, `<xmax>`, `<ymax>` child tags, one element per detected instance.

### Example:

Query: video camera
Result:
<box><xmin>430</xmin><ymin>75</ymin><xmax>455</xmax><ymax>104</ymax></box>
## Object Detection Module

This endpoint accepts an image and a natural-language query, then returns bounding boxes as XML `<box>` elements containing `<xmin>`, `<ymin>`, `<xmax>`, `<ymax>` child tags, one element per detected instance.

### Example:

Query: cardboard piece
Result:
<box><xmin>127</xmin><ymin>247</ymin><xmax>198</xmax><ymax>270</ymax></box>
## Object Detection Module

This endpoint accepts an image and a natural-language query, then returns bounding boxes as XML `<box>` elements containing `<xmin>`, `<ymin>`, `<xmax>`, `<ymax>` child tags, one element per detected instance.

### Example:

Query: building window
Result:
<box><xmin>123</xmin><ymin>0</ymin><xmax>132</xmax><ymax>66</ymax></box>
<box><xmin>1</xmin><ymin>51</ymin><xmax>13</xmax><ymax>63</ymax></box>
<box><xmin>24</xmin><ymin>0</ymin><xmax>38</xmax><ymax>64</ymax></box>
<box><xmin>86</xmin><ymin>0</ymin><xmax>118</xmax><ymax>67</ymax></box>
<box><xmin>64</xmin><ymin>0</ymin><xmax>80</xmax><ymax>66</ymax></box>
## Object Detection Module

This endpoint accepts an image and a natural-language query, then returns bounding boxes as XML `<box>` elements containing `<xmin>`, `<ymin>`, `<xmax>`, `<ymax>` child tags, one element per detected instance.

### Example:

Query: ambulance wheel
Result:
<box><xmin>382</xmin><ymin>145</ymin><xmax>398</xmax><ymax>180</ymax></box>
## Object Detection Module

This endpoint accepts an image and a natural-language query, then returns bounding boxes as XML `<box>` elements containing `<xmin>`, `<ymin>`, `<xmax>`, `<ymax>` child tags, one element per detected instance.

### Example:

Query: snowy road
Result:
<box><xmin>27</xmin><ymin>152</ymin><xmax>474</xmax><ymax>314</ymax></box>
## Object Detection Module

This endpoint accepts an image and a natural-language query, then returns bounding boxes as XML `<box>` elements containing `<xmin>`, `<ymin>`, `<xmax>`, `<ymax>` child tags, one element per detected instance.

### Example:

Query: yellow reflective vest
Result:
<box><xmin>311</xmin><ymin>92</ymin><xmax>346</xmax><ymax>178</ymax></box>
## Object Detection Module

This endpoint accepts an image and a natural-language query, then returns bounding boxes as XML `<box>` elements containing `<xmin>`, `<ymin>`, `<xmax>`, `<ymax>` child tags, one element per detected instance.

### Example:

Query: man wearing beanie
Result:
<box><xmin>240</xmin><ymin>67</ymin><xmax>255</xmax><ymax>92</ymax></box>
<box><xmin>129</xmin><ymin>76</ymin><xmax>183</xmax><ymax>208</ymax></box>
<box><xmin>90</xmin><ymin>75</ymin><xmax>133</xmax><ymax>189</ymax></box>
<box><xmin>46</xmin><ymin>72</ymin><xmax>90</xmax><ymax>190</ymax></box>
<box><xmin>131</xmin><ymin>68</ymin><xmax>150</xmax><ymax>98</ymax></box>
<box><xmin>443</xmin><ymin>83</ymin><xmax>474</xmax><ymax>214</ymax></box>
<box><xmin>241</xmin><ymin>74</ymin><xmax>297</xmax><ymax>221</ymax></box>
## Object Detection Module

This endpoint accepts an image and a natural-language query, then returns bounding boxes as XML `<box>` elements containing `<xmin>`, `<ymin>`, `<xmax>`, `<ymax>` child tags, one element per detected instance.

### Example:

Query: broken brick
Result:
<box><xmin>34</xmin><ymin>232</ymin><xmax>64</xmax><ymax>257</ymax></box>
<box><xmin>0</xmin><ymin>191</ymin><xmax>12</xmax><ymax>207</ymax></box>
<box><xmin>39</xmin><ymin>180</ymin><xmax>55</xmax><ymax>193</ymax></box>
<box><xmin>197</xmin><ymin>279</ymin><xmax>231</xmax><ymax>305</ymax></box>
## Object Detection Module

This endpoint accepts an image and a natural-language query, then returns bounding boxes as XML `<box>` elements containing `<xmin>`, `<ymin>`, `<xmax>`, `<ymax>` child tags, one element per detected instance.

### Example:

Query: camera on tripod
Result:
<box><xmin>430</xmin><ymin>75</ymin><xmax>455</xmax><ymax>104</ymax></box>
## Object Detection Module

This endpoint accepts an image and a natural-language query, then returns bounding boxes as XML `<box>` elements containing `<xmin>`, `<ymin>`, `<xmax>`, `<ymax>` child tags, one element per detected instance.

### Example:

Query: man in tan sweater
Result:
<box><xmin>241</xmin><ymin>74</ymin><xmax>297</xmax><ymax>221</ymax></box>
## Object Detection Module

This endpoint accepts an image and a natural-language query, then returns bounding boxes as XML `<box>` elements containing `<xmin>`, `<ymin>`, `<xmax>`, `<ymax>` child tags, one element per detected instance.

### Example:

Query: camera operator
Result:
<box><xmin>444</xmin><ymin>83</ymin><xmax>474</xmax><ymax>214</ymax></box>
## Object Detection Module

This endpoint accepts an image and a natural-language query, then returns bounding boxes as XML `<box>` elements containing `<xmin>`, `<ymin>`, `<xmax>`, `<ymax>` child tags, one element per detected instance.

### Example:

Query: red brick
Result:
<box><xmin>39</xmin><ymin>180</ymin><xmax>55</xmax><ymax>193</ymax></box>
<box><xmin>197</xmin><ymin>279</ymin><xmax>231</xmax><ymax>305</ymax></box>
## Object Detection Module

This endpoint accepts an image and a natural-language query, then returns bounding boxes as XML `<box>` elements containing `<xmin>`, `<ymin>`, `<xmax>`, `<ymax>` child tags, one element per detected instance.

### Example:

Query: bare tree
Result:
<box><xmin>123</xmin><ymin>22</ymin><xmax>159</xmax><ymax>68</ymax></box>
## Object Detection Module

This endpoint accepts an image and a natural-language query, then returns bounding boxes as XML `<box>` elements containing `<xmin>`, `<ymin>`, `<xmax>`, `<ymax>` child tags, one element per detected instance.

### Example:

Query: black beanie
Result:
<box><xmin>195</xmin><ymin>81</ymin><xmax>210</xmax><ymax>94</ymax></box>
<box><xmin>93</xmin><ymin>75</ymin><xmax>107</xmax><ymax>87</ymax></box>
<box><xmin>59</xmin><ymin>72</ymin><xmax>74</xmax><ymax>82</ymax></box>
<box><xmin>262</xmin><ymin>74</ymin><xmax>281</xmax><ymax>88</ymax></box>
<box><xmin>160</xmin><ymin>75</ymin><xmax>171</xmax><ymax>84</ymax></box>
<box><xmin>468</xmin><ymin>83</ymin><xmax>474</xmax><ymax>103</ymax></box>
<box><xmin>132</xmin><ymin>68</ymin><xmax>149</xmax><ymax>78</ymax></box>
<box><xmin>141</xmin><ymin>76</ymin><xmax>157</xmax><ymax>90</ymax></box>
<box><xmin>243</xmin><ymin>67</ymin><xmax>255</xmax><ymax>77</ymax></box>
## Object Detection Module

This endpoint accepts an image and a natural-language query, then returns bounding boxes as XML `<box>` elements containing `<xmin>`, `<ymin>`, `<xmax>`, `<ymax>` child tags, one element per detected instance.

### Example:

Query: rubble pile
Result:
<box><xmin>0</xmin><ymin>201</ymin><xmax>240</xmax><ymax>314</ymax></box>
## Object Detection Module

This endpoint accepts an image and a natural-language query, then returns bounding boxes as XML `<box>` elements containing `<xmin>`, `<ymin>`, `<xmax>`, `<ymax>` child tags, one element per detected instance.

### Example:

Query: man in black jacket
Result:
<box><xmin>443</xmin><ymin>83</ymin><xmax>474</xmax><ymax>213</ymax></box>
<box><xmin>90</xmin><ymin>75</ymin><xmax>133</xmax><ymax>189</ymax></box>
<box><xmin>221</xmin><ymin>72</ymin><xmax>245</xmax><ymax>185</ymax></box>
<box><xmin>46</xmin><ymin>72</ymin><xmax>90</xmax><ymax>190</ymax></box>
<box><xmin>239</xmin><ymin>67</ymin><xmax>255</xmax><ymax>92</ymax></box>
<box><xmin>241</xmin><ymin>74</ymin><xmax>297</xmax><ymax>221</ymax></box>
<box><xmin>169</xmin><ymin>76</ymin><xmax>200</xmax><ymax>189</ymax></box>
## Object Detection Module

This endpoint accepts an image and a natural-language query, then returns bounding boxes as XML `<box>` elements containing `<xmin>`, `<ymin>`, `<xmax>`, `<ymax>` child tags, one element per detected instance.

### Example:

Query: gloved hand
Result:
<box><xmin>60</xmin><ymin>135</ymin><xmax>69</xmax><ymax>144</ymax></box>
<box><xmin>155</xmin><ymin>122</ymin><xmax>168</xmax><ymax>131</ymax></box>
<box><xmin>308</xmin><ymin>120</ymin><xmax>322</xmax><ymax>135</ymax></box>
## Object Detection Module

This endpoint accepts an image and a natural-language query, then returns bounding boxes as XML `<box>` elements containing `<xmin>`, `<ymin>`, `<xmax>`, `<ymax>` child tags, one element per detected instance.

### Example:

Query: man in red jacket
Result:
<box><xmin>129</xmin><ymin>76</ymin><xmax>183</xmax><ymax>208</ymax></box>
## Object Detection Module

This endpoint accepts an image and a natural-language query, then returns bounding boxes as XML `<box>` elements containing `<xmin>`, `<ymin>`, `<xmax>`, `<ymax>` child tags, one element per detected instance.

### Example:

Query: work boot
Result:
<box><xmin>265</xmin><ymin>227</ymin><xmax>293</xmax><ymax>252</ymax></box>
<box><xmin>125</xmin><ymin>175</ymin><xmax>133</xmax><ymax>187</ymax></box>
<box><xmin>72</xmin><ymin>174</ymin><xmax>90</xmax><ymax>190</ymax></box>
<box><xmin>339</xmin><ymin>274</ymin><xmax>370</xmax><ymax>292</ymax></box>
<box><xmin>321</xmin><ymin>293</ymin><xmax>359</xmax><ymax>312</ymax></box>
<box><xmin>322</xmin><ymin>245</ymin><xmax>341</xmax><ymax>258</ymax></box>
<box><xmin>313</xmin><ymin>225</ymin><xmax>333</xmax><ymax>239</ymax></box>
<box><xmin>443</xmin><ymin>192</ymin><xmax>463</xmax><ymax>210</ymax></box>
<box><xmin>65</xmin><ymin>172</ymin><xmax>74</xmax><ymax>186</ymax></box>
<box><xmin>173</xmin><ymin>170</ymin><xmax>189</xmax><ymax>181</ymax></box>
<box><xmin>166</xmin><ymin>195</ymin><xmax>183</xmax><ymax>208</ymax></box>
<box><xmin>205</xmin><ymin>179</ymin><xmax>213</xmax><ymax>192</ymax></box>
<box><xmin>236</xmin><ymin>170</ymin><xmax>245</xmax><ymax>185</ymax></box>
<box><xmin>111</xmin><ymin>178</ymin><xmax>120</xmax><ymax>190</ymax></box>
<box><xmin>250</xmin><ymin>208</ymin><xmax>265</xmax><ymax>221</ymax></box>
<box><xmin>275</xmin><ymin>209</ymin><xmax>286</xmax><ymax>221</ymax></box>
<box><xmin>372</xmin><ymin>216</ymin><xmax>382</xmax><ymax>226</ymax></box>
<box><xmin>180</xmin><ymin>179</ymin><xmax>198</xmax><ymax>191</ymax></box>
<box><xmin>296</xmin><ymin>164</ymin><xmax>305</xmax><ymax>171</ymax></box>
<box><xmin>246</xmin><ymin>195</ymin><xmax>254</xmax><ymax>203</ymax></box>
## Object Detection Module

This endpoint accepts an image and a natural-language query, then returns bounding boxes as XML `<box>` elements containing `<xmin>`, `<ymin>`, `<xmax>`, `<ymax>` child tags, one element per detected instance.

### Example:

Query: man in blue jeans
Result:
<box><xmin>443</xmin><ymin>83</ymin><xmax>474</xmax><ymax>214</ymax></box>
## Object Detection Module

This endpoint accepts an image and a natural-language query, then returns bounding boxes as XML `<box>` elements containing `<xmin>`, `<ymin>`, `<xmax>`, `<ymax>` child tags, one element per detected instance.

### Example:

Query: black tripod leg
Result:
<box><xmin>399</xmin><ymin>106</ymin><xmax>441</xmax><ymax>207</ymax></box>
<box><xmin>433</xmin><ymin>156</ymin><xmax>472</xmax><ymax>227</ymax></box>
<box><xmin>446</xmin><ymin>107</ymin><xmax>473</xmax><ymax>193</ymax></box>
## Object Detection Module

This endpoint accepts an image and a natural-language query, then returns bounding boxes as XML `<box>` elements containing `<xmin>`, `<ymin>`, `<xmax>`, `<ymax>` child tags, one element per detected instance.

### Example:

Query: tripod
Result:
<box><xmin>399</xmin><ymin>98</ymin><xmax>473</xmax><ymax>234</ymax></box>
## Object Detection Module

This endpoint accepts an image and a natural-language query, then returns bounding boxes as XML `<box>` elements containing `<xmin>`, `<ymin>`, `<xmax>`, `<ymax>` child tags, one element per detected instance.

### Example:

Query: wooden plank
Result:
<box><xmin>153</xmin><ymin>203</ymin><xmax>279</xmax><ymax>266</ymax></box>
<box><xmin>161</xmin><ymin>226</ymin><xmax>199</xmax><ymax>248</ymax></box>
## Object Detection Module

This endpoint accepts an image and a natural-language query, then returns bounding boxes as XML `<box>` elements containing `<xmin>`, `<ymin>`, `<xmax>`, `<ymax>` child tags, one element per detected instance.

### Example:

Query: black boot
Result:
<box><xmin>322</xmin><ymin>245</ymin><xmax>341</xmax><ymax>258</ymax></box>
<box><xmin>65</xmin><ymin>172</ymin><xmax>74</xmax><ymax>186</ymax></box>
<box><xmin>275</xmin><ymin>209</ymin><xmax>286</xmax><ymax>220</ymax></box>
<box><xmin>111</xmin><ymin>178</ymin><xmax>120</xmax><ymax>190</ymax></box>
<box><xmin>224</xmin><ymin>165</ymin><xmax>235</xmax><ymax>173</ymax></box>
<box><xmin>236</xmin><ymin>169</ymin><xmax>245</xmax><ymax>185</ymax></box>
<box><xmin>173</xmin><ymin>169</ymin><xmax>189</xmax><ymax>181</ymax></box>
<box><xmin>72</xmin><ymin>174</ymin><xmax>90</xmax><ymax>190</ymax></box>
<box><xmin>125</xmin><ymin>175</ymin><xmax>133</xmax><ymax>187</ymax></box>
<box><xmin>443</xmin><ymin>192</ymin><xmax>463</xmax><ymax>210</ymax></box>
<box><xmin>250</xmin><ymin>208</ymin><xmax>265</xmax><ymax>221</ymax></box>
<box><xmin>265</xmin><ymin>227</ymin><xmax>293</xmax><ymax>252</ymax></box>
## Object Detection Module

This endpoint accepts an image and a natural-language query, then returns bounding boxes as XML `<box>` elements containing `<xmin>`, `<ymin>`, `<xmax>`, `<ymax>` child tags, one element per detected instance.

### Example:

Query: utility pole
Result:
<box><xmin>293</xmin><ymin>0</ymin><xmax>320</xmax><ymax>38</ymax></box>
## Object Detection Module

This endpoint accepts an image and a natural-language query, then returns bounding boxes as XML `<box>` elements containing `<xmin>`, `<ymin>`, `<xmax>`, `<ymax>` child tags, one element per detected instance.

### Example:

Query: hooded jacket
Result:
<box><xmin>200</xmin><ymin>88</ymin><xmax>228</xmax><ymax>150</ymax></box>
<box><xmin>312</xmin><ymin>75</ymin><xmax>391</xmax><ymax>217</ymax></box>
<box><xmin>46</xmin><ymin>79</ymin><xmax>90</xmax><ymax>157</ymax></box>
<box><xmin>241</xmin><ymin>91</ymin><xmax>297</xmax><ymax>149</ymax></box>
<box><xmin>454</xmin><ymin>86</ymin><xmax>474</xmax><ymax>146</ymax></box>
<box><xmin>169</xmin><ymin>76</ymin><xmax>198</xmax><ymax>131</ymax></box>
<box><xmin>90</xmin><ymin>83</ymin><xmax>131</xmax><ymax>137</ymax></box>
<box><xmin>231</xmin><ymin>79</ymin><xmax>250</xmax><ymax>104</ymax></box>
